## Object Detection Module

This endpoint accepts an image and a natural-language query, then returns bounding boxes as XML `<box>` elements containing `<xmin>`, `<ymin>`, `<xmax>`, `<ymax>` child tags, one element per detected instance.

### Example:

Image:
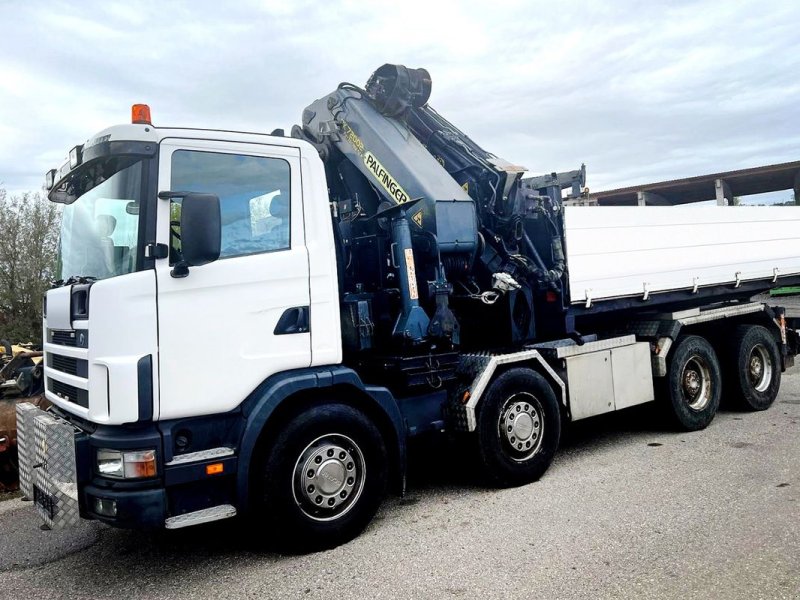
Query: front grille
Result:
<box><xmin>49</xmin><ymin>353</ymin><xmax>77</xmax><ymax>375</ymax></box>
<box><xmin>49</xmin><ymin>378</ymin><xmax>77</xmax><ymax>402</ymax></box>
<box><xmin>49</xmin><ymin>330</ymin><xmax>76</xmax><ymax>347</ymax></box>
<box><xmin>47</xmin><ymin>353</ymin><xmax>88</xmax><ymax>377</ymax></box>
<box><xmin>48</xmin><ymin>378</ymin><xmax>89</xmax><ymax>408</ymax></box>
<box><xmin>48</xmin><ymin>328</ymin><xmax>88</xmax><ymax>349</ymax></box>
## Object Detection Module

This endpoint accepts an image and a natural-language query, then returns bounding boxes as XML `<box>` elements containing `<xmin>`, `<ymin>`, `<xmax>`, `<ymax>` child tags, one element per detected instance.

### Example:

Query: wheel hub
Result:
<box><xmin>293</xmin><ymin>435</ymin><xmax>364</xmax><ymax>521</ymax></box>
<box><xmin>749</xmin><ymin>355</ymin><xmax>763</xmax><ymax>379</ymax></box>
<box><xmin>747</xmin><ymin>344</ymin><xmax>772</xmax><ymax>393</ymax></box>
<box><xmin>683</xmin><ymin>370</ymin><xmax>701</xmax><ymax>397</ymax></box>
<box><xmin>499</xmin><ymin>394</ymin><xmax>543</xmax><ymax>461</ymax></box>
<box><xmin>511</xmin><ymin>412</ymin><xmax>534</xmax><ymax>441</ymax></box>
<box><xmin>315</xmin><ymin>459</ymin><xmax>346</xmax><ymax>494</ymax></box>
<box><xmin>681</xmin><ymin>355</ymin><xmax>711</xmax><ymax>411</ymax></box>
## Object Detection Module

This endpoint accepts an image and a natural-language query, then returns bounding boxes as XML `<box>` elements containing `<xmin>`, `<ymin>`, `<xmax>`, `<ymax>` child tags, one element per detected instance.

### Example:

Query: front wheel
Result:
<box><xmin>475</xmin><ymin>368</ymin><xmax>561</xmax><ymax>487</ymax></box>
<box><xmin>252</xmin><ymin>403</ymin><xmax>387</xmax><ymax>552</ymax></box>
<box><xmin>661</xmin><ymin>335</ymin><xmax>721</xmax><ymax>431</ymax></box>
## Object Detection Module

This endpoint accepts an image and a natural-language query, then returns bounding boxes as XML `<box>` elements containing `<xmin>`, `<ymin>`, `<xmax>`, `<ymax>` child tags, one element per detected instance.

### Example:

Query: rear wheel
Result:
<box><xmin>661</xmin><ymin>335</ymin><xmax>721</xmax><ymax>431</ymax></box>
<box><xmin>475</xmin><ymin>368</ymin><xmax>561</xmax><ymax>487</ymax></box>
<box><xmin>252</xmin><ymin>403</ymin><xmax>387</xmax><ymax>552</ymax></box>
<box><xmin>724</xmin><ymin>324</ymin><xmax>781</xmax><ymax>411</ymax></box>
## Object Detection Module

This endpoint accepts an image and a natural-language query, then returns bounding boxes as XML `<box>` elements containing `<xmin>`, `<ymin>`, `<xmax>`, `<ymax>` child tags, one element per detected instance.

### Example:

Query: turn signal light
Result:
<box><xmin>125</xmin><ymin>450</ymin><xmax>158</xmax><ymax>478</ymax></box>
<box><xmin>206</xmin><ymin>463</ymin><xmax>224</xmax><ymax>475</ymax></box>
<box><xmin>132</xmin><ymin>104</ymin><xmax>152</xmax><ymax>125</ymax></box>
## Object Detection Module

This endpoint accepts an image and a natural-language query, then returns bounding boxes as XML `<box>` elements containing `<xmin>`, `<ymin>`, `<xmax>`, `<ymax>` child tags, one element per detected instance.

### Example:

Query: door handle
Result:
<box><xmin>274</xmin><ymin>306</ymin><xmax>310</xmax><ymax>335</ymax></box>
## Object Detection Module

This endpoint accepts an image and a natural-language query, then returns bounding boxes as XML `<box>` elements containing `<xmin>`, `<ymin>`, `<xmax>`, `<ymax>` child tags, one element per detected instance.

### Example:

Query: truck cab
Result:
<box><xmin>44</xmin><ymin>120</ymin><xmax>340</xmax><ymax>426</ymax></box>
<box><xmin>29</xmin><ymin>113</ymin><xmax>401</xmax><ymax>543</ymax></box>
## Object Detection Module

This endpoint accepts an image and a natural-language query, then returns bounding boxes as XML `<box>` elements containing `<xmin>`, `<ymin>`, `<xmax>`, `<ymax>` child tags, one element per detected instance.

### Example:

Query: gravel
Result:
<box><xmin>1</xmin><ymin>372</ymin><xmax>798</xmax><ymax>599</ymax></box>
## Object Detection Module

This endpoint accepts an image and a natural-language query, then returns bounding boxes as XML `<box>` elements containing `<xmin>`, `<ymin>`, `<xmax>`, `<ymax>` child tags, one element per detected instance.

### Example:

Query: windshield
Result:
<box><xmin>57</xmin><ymin>158</ymin><xmax>144</xmax><ymax>282</ymax></box>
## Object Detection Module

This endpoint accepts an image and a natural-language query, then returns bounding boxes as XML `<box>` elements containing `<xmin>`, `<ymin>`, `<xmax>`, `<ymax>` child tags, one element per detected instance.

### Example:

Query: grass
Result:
<box><xmin>0</xmin><ymin>489</ymin><xmax>21</xmax><ymax>502</ymax></box>
<box><xmin>770</xmin><ymin>286</ymin><xmax>800</xmax><ymax>296</ymax></box>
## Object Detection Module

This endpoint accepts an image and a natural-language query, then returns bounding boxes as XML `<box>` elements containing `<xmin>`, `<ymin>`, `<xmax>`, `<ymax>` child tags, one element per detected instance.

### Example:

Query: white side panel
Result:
<box><xmin>87</xmin><ymin>273</ymin><xmax>159</xmax><ymax>424</ymax></box>
<box><xmin>300</xmin><ymin>149</ymin><xmax>342</xmax><ymax>367</ymax></box>
<box><xmin>564</xmin><ymin>206</ymin><xmax>800</xmax><ymax>304</ymax></box>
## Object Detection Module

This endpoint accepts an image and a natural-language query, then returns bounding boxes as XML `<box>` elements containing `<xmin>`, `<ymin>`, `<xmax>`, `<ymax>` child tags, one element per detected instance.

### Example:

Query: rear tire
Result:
<box><xmin>252</xmin><ymin>403</ymin><xmax>387</xmax><ymax>552</ymax></box>
<box><xmin>475</xmin><ymin>368</ymin><xmax>561</xmax><ymax>487</ymax></box>
<box><xmin>724</xmin><ymin>324</ymin><xmax>781</xmax><ymax>411</ymax></box>
<box><xmin>661</xmin><ymin>335</ymin><xmax>721</xmax><ymax>431</ymax></box>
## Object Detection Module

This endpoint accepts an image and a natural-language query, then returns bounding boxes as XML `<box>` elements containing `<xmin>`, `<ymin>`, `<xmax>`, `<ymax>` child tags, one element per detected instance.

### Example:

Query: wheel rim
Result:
<box><xmin>747</xmin><ymin>343</ymin><xmax>773</xmax><ymax>393</ymax></box>
<box><xmin>497</xmin><ymin>392</ymin><xmax>544</xmax><ymax>462</ymax></box>
<box><xmin>681</xmin><ymin>354</ymin><xmax>712</xmax><ymax>411</ymax></box>
<box><xmin>292</xmin><ymin>433</ymin><xmax>365</xmax><ymax>522</ymax></box>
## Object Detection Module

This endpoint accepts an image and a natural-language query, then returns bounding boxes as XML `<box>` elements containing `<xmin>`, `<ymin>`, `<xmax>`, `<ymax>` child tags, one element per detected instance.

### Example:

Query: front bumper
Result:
<box><xmin>17</xmin><ymin>402</ymin><xmax>167</xmax><ymax>528</ymax></box>
<box><xmin>83</xmin><ymin>484</ymin><xmax>167</xmax><ymax>527</ymax></box>
<box><xmin>17</xmin><ymin>402</ymin><xmax>238</xmax><ymax>530</ymax></box>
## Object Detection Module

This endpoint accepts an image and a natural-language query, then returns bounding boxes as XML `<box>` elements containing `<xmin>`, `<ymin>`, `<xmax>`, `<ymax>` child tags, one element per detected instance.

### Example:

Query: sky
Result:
<box><xmin>1</xmin><ymin>0</ymin><xmax>798</xmax><ymax>202</ymax></box>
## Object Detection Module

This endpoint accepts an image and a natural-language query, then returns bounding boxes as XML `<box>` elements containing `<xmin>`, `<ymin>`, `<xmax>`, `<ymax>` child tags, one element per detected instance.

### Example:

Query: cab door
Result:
<box><xmin>154</xmin><ymin>138</ymin><xmax>310</xmax><ymax>420</ymax></box>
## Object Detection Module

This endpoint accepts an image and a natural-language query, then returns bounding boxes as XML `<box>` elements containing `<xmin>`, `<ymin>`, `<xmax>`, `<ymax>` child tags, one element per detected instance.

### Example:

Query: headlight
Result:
<box><xmin>96</xmin><ymin>448</ymin><xmax>157</xmax><ymax>479</ymax></box>
<box><xmin>96</xmin><ymin>449</ymin><xmax>123</xmax><ymax>477</ymax></box>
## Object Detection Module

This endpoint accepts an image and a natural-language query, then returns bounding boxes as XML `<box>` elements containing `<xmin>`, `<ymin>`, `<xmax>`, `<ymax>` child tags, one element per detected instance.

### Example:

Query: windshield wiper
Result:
<box><xmin>52</xmin><ymin>275</ymin><xmax>98</xmax><ymax>288</ymax></box>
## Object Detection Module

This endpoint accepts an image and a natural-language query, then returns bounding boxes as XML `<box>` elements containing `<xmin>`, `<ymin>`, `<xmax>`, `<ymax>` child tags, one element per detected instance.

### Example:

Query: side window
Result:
<box><xmin>170</xmin><ymin>150</ymin><xmax>291</xmax><ymax>261</ymax></box>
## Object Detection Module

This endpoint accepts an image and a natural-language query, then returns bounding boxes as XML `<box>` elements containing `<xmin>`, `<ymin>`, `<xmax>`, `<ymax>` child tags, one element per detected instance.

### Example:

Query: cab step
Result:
<box><xmin>164</xmin><ymin>504</ymin><xmax>237</xmax><ymax>529</ymax></box>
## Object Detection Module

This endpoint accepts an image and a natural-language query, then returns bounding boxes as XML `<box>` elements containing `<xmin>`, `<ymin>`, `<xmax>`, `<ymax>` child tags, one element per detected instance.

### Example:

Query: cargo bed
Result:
<box><xmin>564</xmin><ymin>206</ymin><xmax>800</xmax><ymax>308</ymax></box>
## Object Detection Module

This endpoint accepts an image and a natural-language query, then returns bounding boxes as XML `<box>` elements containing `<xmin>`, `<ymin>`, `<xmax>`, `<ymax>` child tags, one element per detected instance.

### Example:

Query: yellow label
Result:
<box><xmin>364</xmin><ymin>151</ymin><xmax>411</xmax><ymax>204</ymax></box>
<box><xmin>461</xmin><ymin>181</ymin><xmax>469</xmax><ymax>193</ymax></box>
<box><xmin>342</xmin><ymin>121</ymin><xmax>365</xmax><ymax>156</ymax></box>
<box><xmin>411</xmin><ymin>210</ymin><xmax>424</xmax><ymax>228</ymax></box>
<box><xmin>404</xmin><ymin>248</ymin><xmax>418</xmax><ymax>300</ymax></box>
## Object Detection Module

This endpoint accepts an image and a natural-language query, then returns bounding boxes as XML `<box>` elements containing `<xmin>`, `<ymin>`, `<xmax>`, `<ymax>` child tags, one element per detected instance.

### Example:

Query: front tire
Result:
<box><xmin>475</xmin><ymin>368</ymin><xmax>561</xmax><ymax>487</ymax></box>
<box><xmin>253</xmin><ymin>403</ymin><xmax>387</xmax><ymax>552</ymax></box>
<box><xmin>724</xmin><ymin>324</ymin><xmax>781</xmax><ymax>411</ymax></box>
<box><xmin>661</xmin><ymin>335</ymin><xmax>721</xmax><ymax>431</ymax></box>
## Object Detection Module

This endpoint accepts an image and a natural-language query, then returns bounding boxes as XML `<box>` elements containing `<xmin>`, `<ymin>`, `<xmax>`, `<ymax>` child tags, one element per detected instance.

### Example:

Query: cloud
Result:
<box><xmin>0</xmin><ymin>0</ymin><xmax>798</xmax><ymax>199</ymax></box>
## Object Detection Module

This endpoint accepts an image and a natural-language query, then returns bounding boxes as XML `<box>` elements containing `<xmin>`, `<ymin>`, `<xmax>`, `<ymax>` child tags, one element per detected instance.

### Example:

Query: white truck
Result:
<box><xmin>18</xmin><ymin>64</ymin><xmax>800</xmax><ymax>551</ymax></box>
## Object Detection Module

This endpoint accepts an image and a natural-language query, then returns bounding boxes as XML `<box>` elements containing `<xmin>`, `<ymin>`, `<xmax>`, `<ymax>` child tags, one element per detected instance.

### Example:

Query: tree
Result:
<box><xmin>0</xmin><ymin>189</ymin><xmax>61</xmax><ymax>344</ymax></box>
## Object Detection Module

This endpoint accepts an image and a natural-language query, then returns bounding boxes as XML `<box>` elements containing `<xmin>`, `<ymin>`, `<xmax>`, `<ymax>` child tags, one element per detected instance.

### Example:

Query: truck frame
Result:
<box><xmin>17</xmin><ymin>65</ymin><xmax>800</xmax><ymax>551</ymax></box>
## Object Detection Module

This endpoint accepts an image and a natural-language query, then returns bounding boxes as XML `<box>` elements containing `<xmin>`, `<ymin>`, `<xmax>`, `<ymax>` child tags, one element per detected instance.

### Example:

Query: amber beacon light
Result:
<box><xmin>131</xmin><ymin>103</ymin><xmax>152</xmax><ymax>125</ymax></box>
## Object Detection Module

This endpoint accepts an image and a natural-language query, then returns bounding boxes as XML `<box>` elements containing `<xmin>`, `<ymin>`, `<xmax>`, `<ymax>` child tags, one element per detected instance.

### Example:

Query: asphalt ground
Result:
<box><xmin>1</xmin><ymin>373</ymin><xmax>798</xmax><ymax>599</ymax></box>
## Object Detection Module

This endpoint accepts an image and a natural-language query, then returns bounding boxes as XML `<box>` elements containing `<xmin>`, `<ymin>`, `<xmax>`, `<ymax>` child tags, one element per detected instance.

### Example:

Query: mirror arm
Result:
<box><xmin>170</xmin><ymin>262</ymin><xmax>190</xmax><ymax>279</ymax></box>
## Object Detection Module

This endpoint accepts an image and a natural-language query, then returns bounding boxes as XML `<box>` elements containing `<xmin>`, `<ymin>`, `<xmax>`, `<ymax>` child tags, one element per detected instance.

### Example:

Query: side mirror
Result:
<box><xmin>172</xmin><ymin>192</ymin><xmax>221</xmax><ymax>277</ymax></box>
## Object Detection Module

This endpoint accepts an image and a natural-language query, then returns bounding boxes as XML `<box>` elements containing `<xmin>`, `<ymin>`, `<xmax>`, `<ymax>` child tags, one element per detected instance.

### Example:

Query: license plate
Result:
<box><xmin>33</xmin><ymin>484</ymin><xmax>58</xmax><ymax>520</ymax></box>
